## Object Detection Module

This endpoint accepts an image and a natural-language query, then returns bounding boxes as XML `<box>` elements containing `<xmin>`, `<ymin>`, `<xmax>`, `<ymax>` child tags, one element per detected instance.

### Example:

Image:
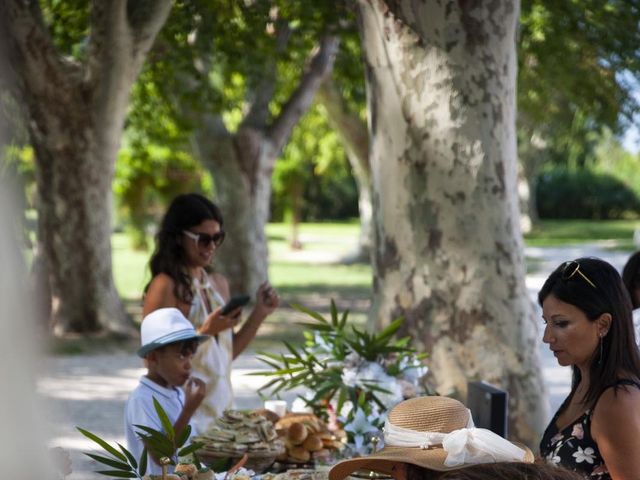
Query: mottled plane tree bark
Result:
<box><xmin>357</xmin><ymin>0</ymin><xmax>546</xmax><ymax>444</ymax></box>
<box><xmin>1</xmin><ymin>1</ymin><xmax>172</xmax><ymax>333</ymax></box>
<box><xmin>192</xmin><ymin>33</ymin><xmax>340</xmax><ymax>295</ymax></box>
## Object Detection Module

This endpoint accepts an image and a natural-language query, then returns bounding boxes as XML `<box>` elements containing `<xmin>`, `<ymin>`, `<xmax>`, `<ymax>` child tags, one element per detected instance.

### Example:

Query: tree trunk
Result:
<box><xmin>30</xmin><ymin>106</ymin><xmax>127</xmax><ymax>333</ymax></box>
<box><xmin>357</xmin><ymin>0</ymin><xmax>546</xmax><ymax>445</ymax></box>
<box><xmin>317</xmin><ymin>79</ymin><xmax>372</xmax><ymax>262</ymax></box>
<box><xmin>2</xmin><ymin>1</ymin><xmax>172</xmax><ymax>333</ymax></box>
<box><xmin>201</xmin><ymin>130</ymin><xmax>274</xmax><ymax>297</ymax></box>
<box><xmin>192</xmin><ymin>36</ymin><xmax>339</xmax><ymax>294</ymax></box>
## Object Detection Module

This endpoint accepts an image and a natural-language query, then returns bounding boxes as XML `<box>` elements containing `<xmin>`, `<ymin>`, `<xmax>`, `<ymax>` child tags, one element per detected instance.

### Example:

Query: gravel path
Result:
<box><xmin>37</xmin><ymin>244</ymin><xmax>632</xmax><ymax>479</ymax></box>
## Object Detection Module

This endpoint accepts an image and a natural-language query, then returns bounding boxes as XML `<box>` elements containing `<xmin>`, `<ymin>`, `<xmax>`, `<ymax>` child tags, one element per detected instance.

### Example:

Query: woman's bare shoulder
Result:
<box><xmin>148</xmin><ymin>272</ymin><xmax>176</xmax><ymax>288</ymax></box>
<box><xmin>143</xmin><ymin>273</ymin><xmax>179</xmax><ymax>315</ymax></box>
<box><xmin>592</xmin><ymin>382</ymin><xmax>640</xmax><ymax>476</ymax></box>
<box><xmin>593</xmin><ymin>382</ymin><xmax>640</xmax><ymax>425</ymax></box>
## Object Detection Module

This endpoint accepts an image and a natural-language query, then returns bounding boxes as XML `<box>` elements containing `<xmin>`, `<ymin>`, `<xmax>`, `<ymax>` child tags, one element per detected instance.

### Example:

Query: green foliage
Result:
<box><xmin>77</xmin><ymin>396</ymin><xmax>204</xmax><ymax>478</ymax></box>
<box><xmin>114</xmin><ymin>143</ymin><xmax>211</xmax><ymax>249</ymax></box>
<box><xmin>272</xmin><ymin>103</ymin><xmax>358</xmax><ymax>222</ymax></box>
<box><xmin>77</xmin><ymin>427</ymin><xmax>147</xmax><ymax>479</ymax></box>
<box><xmin>135</xmin><ymin>398</ymin><xmax>205</xmax><ymax>463</ymax></box>
<box><xmin>253</xmin><ymin>300</ymin><xmax>427</xmax><ymax>418</ymax></box>
<box><xmin>536</xmin><ymin>167</ymin><xmax>640</xmax><ymax>220</ymax></box>
<box><xmin>592</xmin><ymin>131</ymin><xmax>640</xmax><ymax>199</ymax></box>
<box><xmin>518</xmin><ymin>0</ymin><xmax>640</xmax><ymax>169</ymax></box>
<box><xmin>40</xmin><ymin>0</ymin><xmax>90</xmax><ymax>59</ymax></box>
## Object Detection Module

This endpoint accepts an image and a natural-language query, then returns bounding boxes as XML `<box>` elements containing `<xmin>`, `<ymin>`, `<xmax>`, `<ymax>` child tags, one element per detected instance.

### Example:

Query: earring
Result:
<box><xmin>598</xmin><ymin>333</ymin><xmax>604</xmax><ymax>365</ymax></box>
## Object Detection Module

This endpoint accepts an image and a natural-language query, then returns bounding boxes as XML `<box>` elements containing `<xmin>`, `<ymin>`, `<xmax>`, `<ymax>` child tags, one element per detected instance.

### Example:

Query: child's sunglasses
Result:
<box><xmin>183</xmin><ymin>230</ymin><xmax>226</xmax><ymax>248</ymax></box>
<box><xmin>561</xmin><ymin>260</ymin><xmax>597</xmax><ymax>289</ymax></box>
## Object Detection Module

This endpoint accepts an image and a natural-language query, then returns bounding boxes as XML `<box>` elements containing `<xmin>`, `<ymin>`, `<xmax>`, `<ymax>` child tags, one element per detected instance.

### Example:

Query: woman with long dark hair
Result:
<box><xmin>143</xmin><ymin>193</ymin><xmax>279</xmax><ymax>433</ymax></box>
<box><xmin>539</xmin><ymin>257</ymin><xmax>640</xmax><ymax>478</ymax></box>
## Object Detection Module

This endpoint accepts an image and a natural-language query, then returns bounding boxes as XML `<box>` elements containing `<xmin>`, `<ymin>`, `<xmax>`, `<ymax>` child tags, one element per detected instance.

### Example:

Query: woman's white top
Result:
<box><xmin>187</xmin><ymin>270</ymin><xmax>234</xmax><ymax>433</ymax></box>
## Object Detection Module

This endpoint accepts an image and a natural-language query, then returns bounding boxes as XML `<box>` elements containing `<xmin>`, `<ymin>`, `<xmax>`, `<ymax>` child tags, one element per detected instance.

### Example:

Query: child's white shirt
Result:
<box><xmin>124</xmin><ymin>376</ymin><xmax>195</xmax><ymax>476</ymax></box>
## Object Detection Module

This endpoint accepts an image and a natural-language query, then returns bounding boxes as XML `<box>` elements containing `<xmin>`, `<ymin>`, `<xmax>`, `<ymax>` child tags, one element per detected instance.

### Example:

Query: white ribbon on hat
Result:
<box><xmin>383</xmin><ymin>409</ymin><xmax>526</xmax><ymax>467</ymax></box>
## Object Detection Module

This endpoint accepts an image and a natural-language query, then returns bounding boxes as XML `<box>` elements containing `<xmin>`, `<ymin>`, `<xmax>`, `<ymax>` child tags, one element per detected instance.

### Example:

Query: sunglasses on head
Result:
<box><xmin>183</xmin><ymin>230</ymin><xmax>225</xmax><ymax>248</ymax></box>
<box><xmin>561</xmin><ymin>260</ymin><xmax>597</xmax><ymax>289</ymax></box>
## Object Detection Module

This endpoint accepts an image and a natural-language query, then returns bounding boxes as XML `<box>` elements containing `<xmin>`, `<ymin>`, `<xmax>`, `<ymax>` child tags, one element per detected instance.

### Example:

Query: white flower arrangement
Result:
<box><xmin>254</xmin><ymin>300</ymin><xmax>429</xmax><ymax>453</ymax></box>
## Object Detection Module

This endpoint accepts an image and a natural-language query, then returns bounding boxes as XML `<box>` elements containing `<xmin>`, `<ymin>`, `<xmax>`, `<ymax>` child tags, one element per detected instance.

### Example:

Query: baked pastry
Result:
<box><xmin>288</xmin><ymin>446</ymin><xmax>311</xmax><ymax>464</ymax></box>
<box><xmin>287</xmin><ymin>422</ymin><xmax>308</xmax><ymax>445</ymax></box>
<box><xmin>302</xmin><ymin>434</ymin><xmax>323</xmax><ymax>452</ymax></box>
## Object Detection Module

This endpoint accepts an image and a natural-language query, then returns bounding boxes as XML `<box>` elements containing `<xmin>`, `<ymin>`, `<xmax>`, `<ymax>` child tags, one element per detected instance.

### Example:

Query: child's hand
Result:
<box><xmin>184</xmin><ymin>377</ymin><xmax>206</xmax><ymax>413</ymax></box>
<box><xmin>198</xmin><ymin>307</ymin><xmax>240</xmax><ymax>336</ymax></box>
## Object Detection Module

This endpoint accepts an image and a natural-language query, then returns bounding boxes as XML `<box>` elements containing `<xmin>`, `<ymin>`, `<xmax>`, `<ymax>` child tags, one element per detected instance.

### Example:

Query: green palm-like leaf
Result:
<box><xmin>290</xmin><ymin>303</ymin><xmax>328</xmax><ymax>324</ymax></box>
<box><xmin>178</xmin><ymin>441</ymin><xmax>204</xmax><ymax>457</ymax></box>
<box><xmin>153</xmin><ymin>397</ymin><xmax>175</xmax><ymax>441</ymax></box>
<box><xmin>77</xmin><ymin>427</ymin><xmax>127</xmax><ymax>462</ymax></box>
<box><xmin>330</xmin><ymin>299</ymin><xmax>338</xmax><ymax>326</ymax></box>
<box><xmin>85</xmin><ymin>453</ymin><xmax>132</xmax><ymax>471</ymax></box>
<box><xmin>118</xmin><ymin>443</ymin><xmax>138</xmax><ymax>470</ymax></box>
<box><xmin>138</xmin><ymin>447</ymin><xmax>148</xmax><ymax>477</ymax></box>
<box><xmin>134</xmin><ymin>426</ymin><xmax>175</xmax><ymax>458</ymax></box>
<box><xmin>176</xmin><ymin>424</ymin><xmax>192</xmax><ymax>448</ymax></box>
<box><xmin>141</xmin><ymin>437</ymin><xmax>175</xmax><ymax>459</ymax></box>
<box><xmin>339</xmin><ymin>308</ymin><xmax>349</xmax><ymax>330</ymax></box>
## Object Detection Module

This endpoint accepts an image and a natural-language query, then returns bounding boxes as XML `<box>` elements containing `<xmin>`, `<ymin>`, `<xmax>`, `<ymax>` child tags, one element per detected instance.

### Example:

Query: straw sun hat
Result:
<box><xmin>329</xmin><ymin>396</ymin><xmax>534</xmax><ymax>480</ymax></box>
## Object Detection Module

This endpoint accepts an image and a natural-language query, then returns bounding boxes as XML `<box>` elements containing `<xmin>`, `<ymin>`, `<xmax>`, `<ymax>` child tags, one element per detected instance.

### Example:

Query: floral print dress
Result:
<box><xmin>540</xmin><ymin>379</ymin><xmax>640</xmax><ymax>478</ymax></box>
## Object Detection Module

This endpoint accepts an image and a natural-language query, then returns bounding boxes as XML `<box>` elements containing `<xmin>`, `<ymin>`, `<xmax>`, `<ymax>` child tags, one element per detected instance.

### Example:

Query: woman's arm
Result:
<box><xmin>232</xmin><ymin>281</ymin><xmax>279</xmax><ymax>359</ymax></box>
<box><xmin>592</xmin><ymin>385</ymin><xmax>640</xmax><ymax>478</ymax></box>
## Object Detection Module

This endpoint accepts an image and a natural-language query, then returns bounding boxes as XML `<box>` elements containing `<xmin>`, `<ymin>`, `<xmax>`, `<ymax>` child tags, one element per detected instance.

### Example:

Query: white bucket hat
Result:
<box><xmin>138</xmin><ymin>307</ymin><xmax>209</xmax><ymax>357</ymax></box>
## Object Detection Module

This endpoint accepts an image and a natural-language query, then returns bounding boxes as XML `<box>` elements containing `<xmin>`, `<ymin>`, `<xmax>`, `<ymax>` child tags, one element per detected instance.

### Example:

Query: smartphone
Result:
<box><xmin>220</xmin><ymin>294</ymin><xmax>251</xmax><ymax>315</ymax></box>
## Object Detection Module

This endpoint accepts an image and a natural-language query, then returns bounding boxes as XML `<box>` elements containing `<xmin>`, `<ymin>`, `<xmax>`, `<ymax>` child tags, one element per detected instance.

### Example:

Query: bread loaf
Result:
<box><xmin>287</xmin><ymin>422</ymin><xmax>308</xmax><ymax>445</ymax></box>
<box><xmin>288</xmin><ymin>446</ymin><xmax>311</xmax><ymax>464</ymax></box>
<box><xmin>302</xmin><ymin>434</ymin><xmax>323</xmax><ymax>452</ymax></box>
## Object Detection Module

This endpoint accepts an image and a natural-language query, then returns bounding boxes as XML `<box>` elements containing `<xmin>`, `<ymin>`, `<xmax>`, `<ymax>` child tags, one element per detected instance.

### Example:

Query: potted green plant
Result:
<box><xmin>77</xmin><ymin>397</ymin><xmax>208</xmax><ymax>479</ymax></box>
<box><xmin>253</xmin><ymin>300</ymin><xmax>430</xmax><ymax>454</ymax></box>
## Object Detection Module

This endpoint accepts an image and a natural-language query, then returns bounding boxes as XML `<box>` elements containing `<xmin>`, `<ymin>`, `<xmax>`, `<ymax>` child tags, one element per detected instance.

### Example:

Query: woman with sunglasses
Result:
<box><xmin>143</xmin><ymin>193</ymin><xmax>279</xmax><ymax>433</ymax></box>
<box><xmin>539</xmin><ymin>257</ymin><xmax>640</xmax><ymax>478</ymax></box>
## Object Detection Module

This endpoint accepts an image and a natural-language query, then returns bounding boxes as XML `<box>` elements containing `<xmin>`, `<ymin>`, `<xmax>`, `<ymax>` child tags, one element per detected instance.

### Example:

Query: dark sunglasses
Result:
<box><xmin>183</xmin><ymin>230</ymin><xmax>225</xmax><ymax>248</ymax></box>
<box><xmin>561</xmin><ymin>260</ymin><xmax>596</xmax><ymax>289</ymax></box>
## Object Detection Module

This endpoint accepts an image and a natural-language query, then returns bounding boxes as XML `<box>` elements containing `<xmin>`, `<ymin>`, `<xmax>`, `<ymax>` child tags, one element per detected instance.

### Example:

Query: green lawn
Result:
<box><xmin>112</xmin><ymin>232</ymin><xmax>151</xmax><ymax>302</ymax></box>
<box><xmin>59</xmin><ymin>218</ymin><xmax>636</xmax><ymax>353</ymax></box>
<box><xmin>524</xmin><ymin>219</ymin><xmax>639</xmax><ymax>249</ymax></box>
<box><xmin>112</xmin><ymin>219</ymin><xmax>640</xmax><ymax>313</ymax></box>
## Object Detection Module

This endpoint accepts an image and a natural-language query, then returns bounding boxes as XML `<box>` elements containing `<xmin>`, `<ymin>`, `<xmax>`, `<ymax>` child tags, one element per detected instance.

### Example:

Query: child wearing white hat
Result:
<box><xmin>124</xmin><ymin>307</ymin><xmax>209</xmax><ymax>476</ymax></box>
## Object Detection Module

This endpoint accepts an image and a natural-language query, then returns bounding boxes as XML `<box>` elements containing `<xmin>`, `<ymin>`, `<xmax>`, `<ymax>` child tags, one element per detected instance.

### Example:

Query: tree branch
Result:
<box><xmin>0</xmin><ymin>0</ymin><xmax>79</xmax><ymax>102</ymax></box>
<box><xmin>85</xmin><ymin>0</ymin><xmax>171</xmax><ymax>136</ymax></box>
<box><xmin>317</xmin><ymin>75</ymin><xmax>370</xmax><ymax>176</ymax></box>
<box><xmin>87</xmin><ymin>0</ymin><xmax>172</xmax><ymax>101</ymax></box>
<box><xmin>268</xmin><ymin>34</ymin><xmax>340</xmax><ymax>156</ymax></box>
<box><xmin>241</xmin><ymin>21</ymin><xmax>292</xmax><ymax>131</ymax></box>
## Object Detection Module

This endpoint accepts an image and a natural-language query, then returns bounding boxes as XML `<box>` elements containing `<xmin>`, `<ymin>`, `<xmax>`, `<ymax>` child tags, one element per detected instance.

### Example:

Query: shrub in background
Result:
<box><xmin>536</xmin><ymin>168</ymin><xmax>640</xmax><ymax>219</ymax></box>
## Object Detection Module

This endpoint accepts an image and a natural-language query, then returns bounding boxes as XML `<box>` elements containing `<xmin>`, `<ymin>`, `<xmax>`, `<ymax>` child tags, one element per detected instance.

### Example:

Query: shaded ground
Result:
<box><xmin>38</xmin><ymin>242</ymin><xmax>633</xmax><ymax>479</ymax></box>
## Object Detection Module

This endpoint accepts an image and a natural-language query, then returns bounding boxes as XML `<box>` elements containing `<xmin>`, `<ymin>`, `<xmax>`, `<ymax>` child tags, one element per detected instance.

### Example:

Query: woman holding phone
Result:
<box><xmin>143</xmin><ymin>193</ymin><xmax>279</xmax><ymax>432</ymax></box>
